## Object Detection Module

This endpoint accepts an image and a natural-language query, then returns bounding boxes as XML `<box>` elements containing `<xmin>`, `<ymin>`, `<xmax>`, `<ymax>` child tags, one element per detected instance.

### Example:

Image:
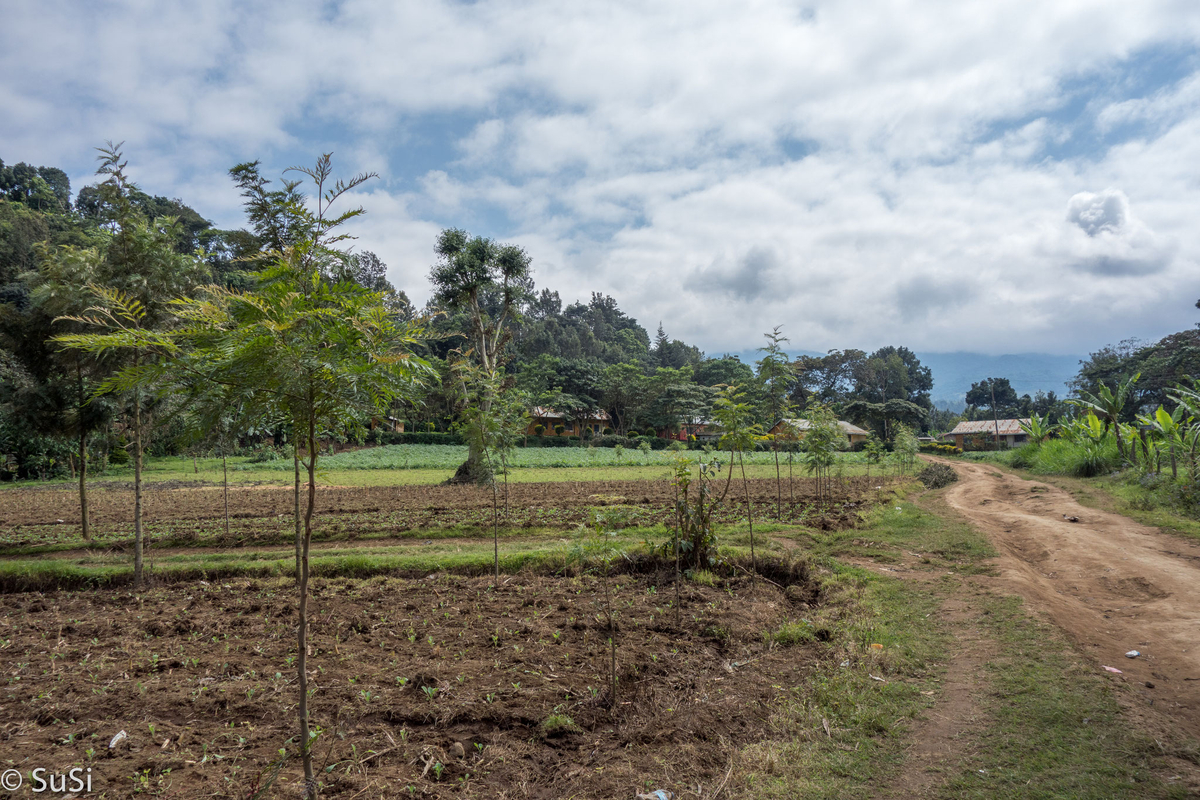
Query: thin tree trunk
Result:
<box><xmin>1170</xmin><ymin>441</ymin><xmax>1177</xmax><ymax>480</ymax></box>
<box><xmin>78</xmin><ymin>404</ymin><xmax>90</xmax><ymax>543</ymax></box>
<box><xmin>774</xmin><ymin>444</ymin><xmax>781</xmax><ymax>520</ymax></box>
<box><xmin>673</xmin><ymin>481</ymin><xmax>681</xmax><ymax>627</ymax></box>
<box><xmin>298</xmin><ymin>414</ymin><xmax>317</xmax><ymax>799</ymax></box>
<box><xmin>492</xmin><ymin>466</ymin><xmax>500</xmax><ymax>581</ymax></box>
<box><xmin>502</xmin><ymin>453</ymin><xmax>510</xmax><ymax>521</ymax></box>
<box><xmin>294</xmin><ymin>440</ymin><xmax>302</xmax><ymax>581</ymax></box>
<box><xmin>740</xmin><ymin>453</ymin><xmax>756</xmax><ymax>584</ymax></box>
<box><xmin>223</xmin><ymin>453</ymin><xmax>230</xmax><ymax>539</ymax></box>
<box><xmin>604</xmin><ymin>569</ymin><xmax>617</xmax><ymax>713</ymax></box>
<box><xmin>133</xmin><ymin>384</ymin><xmax>144</xmax><ymax>587</ymax></box>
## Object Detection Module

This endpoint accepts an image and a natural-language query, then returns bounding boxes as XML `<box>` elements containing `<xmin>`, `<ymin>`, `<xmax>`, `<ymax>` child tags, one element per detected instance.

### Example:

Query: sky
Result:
<box><xmin>4</xmin><ymin>0</ymin><xmax>1200</xmax><ymax>358</ymax></box>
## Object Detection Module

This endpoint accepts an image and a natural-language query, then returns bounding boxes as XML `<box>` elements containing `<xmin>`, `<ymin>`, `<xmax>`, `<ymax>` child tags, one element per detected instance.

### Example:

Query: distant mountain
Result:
<box><xmin>917</xmin><ymin>352</ymin><xmax>1082</xmax><ymax>412</ymax></box>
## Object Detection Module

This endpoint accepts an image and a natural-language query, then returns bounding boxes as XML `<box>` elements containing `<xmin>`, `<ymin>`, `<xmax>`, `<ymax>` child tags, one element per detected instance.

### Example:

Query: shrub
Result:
<box><xmin>108</xmin><ymin>445</ymin><xmax>130</xmax><ymax>465</ymax></box>
<box><xmin>602</xmin><ymin>427</ymin><xmax>613</xmax><ymax>435</ymax></box>
<box><xmin>540</xmin><ymin>714</ymin><xmax>579</xmax><ymax>736</ymax></box>
<box><xmin>247</xmin><ymin>446</ymin><xmax>283</xmax><ymax>463</ymax></box>
<box><xmin>533</xmin><ymin>424</ymin><xmax>544</xmax><ymax>436</ymax></box>
<box><xmin>1032</xmin><ymin>438</ymin><xmax>1119</xmax><ymax>477</ymax></box>
<box><xmin>919</xmin><ymin>442</ymin><xmax>961</xmax><ymax>455</ymax></box>
<box><xmin>366</xmin><ymin>431</ymin><xmax>464</xmax><ymax>446</ymax></box>
<box><xmin>592</xmin><ymin>435</ymin><xmax>634</xmax><ymax>449</ymax></box>
<box><xmin>553</xmin><ymin>424</ymin><xmax>565</xmax><ymax>436</ymax></box>
<box><xmin>769</xmin><ymin>620</ymin><xmax>816</xmax><ymax>646</ymax></box>
<box><xmin>1008</xmin><ymin>443</ymin><xmax>1039</xmax><ymax>469</ymax></box>
<box><xmin>917</xmin><ymin>463</ymin><xmax>958</xmax><ymax>489</ymax></box>
<box><xmin>627</xmin><ymin>429</ymin><xmax>639</xmax><ymax>438</ymax></box>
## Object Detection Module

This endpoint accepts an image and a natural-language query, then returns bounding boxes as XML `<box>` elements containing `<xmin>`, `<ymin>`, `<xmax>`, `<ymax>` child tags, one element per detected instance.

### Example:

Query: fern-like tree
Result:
<box><xmin>430</xmin><ymin>229</ymin><xmax>532</xmax><ymax>484</ymax></box>
<box><xmin>756</xmin><ymin>325</ymin><xmax>793</xmax><ymax>519</ymax></box>
<box><xmin>51</xmin><ymin>144</ymin><xmax>206</xmax><ymax>579</ymax></box>
<box><xmin>454</xmin><ymin>359</ymin><xmax>529</xmax><ymax>578</ymax></box>
<box><xmin>712</xmin><ymin>385</ymin><xmax>763</xmax><ymax>577</ymax></box>
<box><xmin>174</xmin><ymin>157</ymin><xmax>430</xmax><ymax>799</ymax></box>
<box><xmin>802</xmin><ymin>403</ymin><xmax>842</xmax><ymax>501</ymax></box>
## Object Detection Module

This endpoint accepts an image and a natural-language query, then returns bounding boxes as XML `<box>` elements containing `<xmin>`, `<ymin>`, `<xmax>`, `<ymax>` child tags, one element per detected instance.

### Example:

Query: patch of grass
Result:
<box><xmin>740</xmin><ymin>563</ymin><xmax>946</xmax><ymax>798</ymax></box>
<box><xmin>0</xmin><ymin>448</ymin><xmax>898</xmax><ymax>489</ymax></box>
<box><xmin>768</xmin><ymin>620</ymin><xmax>817</xmax><ymax>646</ymax></box>
<box><xmin>783</xmin><ymin>492</ymin><xmax>996</xmax><ymax>573</ymax></box>
<box><xmin>939</xmin><ymin>593</ymin><xmax>1187</xmax><ymax>799</ymax></box>
<box><xmin>540</xmin><ymin>714</ymin><xmax>579</xmax><ymax>736</ymax></box>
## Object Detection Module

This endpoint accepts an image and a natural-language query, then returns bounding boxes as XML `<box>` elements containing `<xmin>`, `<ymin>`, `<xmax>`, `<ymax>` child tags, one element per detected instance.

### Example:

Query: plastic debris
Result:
<box><xmin>870</xmin><ymin>643</ymin><xmax>883</xmax><ymax>650</ymax></box>
<box><xmin>869</xmin><ymin>674</ymin><xmax>886</xmax><ymax>682</ymax></box>
<box><xmin>635</xmin><ymin>791</ymin><xmax>674</xmax><ymax>800</ymax></box>
<box><xmin>109</xmin><ymin>730</ymin><xmax>127</xmax><ymax>749</ymax></box>
<box><xmin>1103</xmin><ymin>666</ymin><xmax>1123</xmax><ymax>674</ymax></box>
<box><xmin>840</xmin><ymin>660</ymin><xmax>850</xmax><ymax>667</ymax></box>
<box><xmin>1126</xmin><ymin>650</ymin><xmax>1141</xmax><ymax>658</ymax></box>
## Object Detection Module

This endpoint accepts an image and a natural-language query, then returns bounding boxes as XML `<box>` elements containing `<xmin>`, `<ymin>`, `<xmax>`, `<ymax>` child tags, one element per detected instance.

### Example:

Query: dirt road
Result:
<box><xmin>937</xmin><ymin>457</ymin><xmax>1200</xmax><ymax>739</ymax></box>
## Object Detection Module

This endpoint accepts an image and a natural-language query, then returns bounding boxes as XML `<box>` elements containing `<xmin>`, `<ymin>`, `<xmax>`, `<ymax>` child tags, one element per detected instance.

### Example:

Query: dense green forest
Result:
<box><xmin>1</xmin><ymin>147</ymin><xmax>1198</xmax><ymax>483</ymax></box>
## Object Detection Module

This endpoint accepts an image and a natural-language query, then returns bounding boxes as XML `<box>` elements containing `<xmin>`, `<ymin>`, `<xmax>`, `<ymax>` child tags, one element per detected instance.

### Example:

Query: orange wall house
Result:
<box><xmin>769</xmin><ymin>418</ymin><xmax>870</xmax><ymax>445</ymax></box>
<box><xmin>526</xmin><ymin>406</ymin><xmax>611</xmax><ymax>436</ymax></box>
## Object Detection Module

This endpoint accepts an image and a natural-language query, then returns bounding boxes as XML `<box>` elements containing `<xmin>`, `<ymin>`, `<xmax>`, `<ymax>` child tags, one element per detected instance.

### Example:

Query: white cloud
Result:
<box><xmin>4</xmin><ymin>0</ymin><xmax>1200</xmax><ymax>355</ymax></box>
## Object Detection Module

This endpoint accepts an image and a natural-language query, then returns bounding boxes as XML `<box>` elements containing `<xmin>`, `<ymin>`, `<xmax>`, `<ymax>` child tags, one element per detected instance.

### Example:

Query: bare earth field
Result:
<box><xmin>0</xmin><ymin>567</ymin><xmax>819</xmax><ymax>799</ymax></box>
<box><xmin>0</xmin><ymin>477</ymin><xmax>872</xmax><ymax>549</ymax></box>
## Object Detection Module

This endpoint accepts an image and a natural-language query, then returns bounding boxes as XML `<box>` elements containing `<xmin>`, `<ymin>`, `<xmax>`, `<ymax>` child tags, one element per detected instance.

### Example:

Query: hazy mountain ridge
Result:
<box><xmin>917</xmin><ymin>352</ymin><xmax>1082</xmax><ymax>412</ymax></box>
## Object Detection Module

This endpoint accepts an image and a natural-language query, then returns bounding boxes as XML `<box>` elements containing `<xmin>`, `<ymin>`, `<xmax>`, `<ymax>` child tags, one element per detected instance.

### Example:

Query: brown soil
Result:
<box><xmin>0</xmin><ymin>567</ymin><xmax>821</xmax><ymax>799</ymax></box>
<box><xmin>0</xmin><ymin>478</ymin><xmax>876</xmax><ymax>549</ymax></box>
<box><xmin>934</xmin><ymin>457</ymin><xmax>1200</xmax><ymax>742</ymax></box>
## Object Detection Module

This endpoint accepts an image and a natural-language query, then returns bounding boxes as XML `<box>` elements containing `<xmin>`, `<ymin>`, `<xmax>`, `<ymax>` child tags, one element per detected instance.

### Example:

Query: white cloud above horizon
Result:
<box><xmin>4</xmin><ymin>0</ymin><xmax>1200</xmax><ymax>357</ymax></box>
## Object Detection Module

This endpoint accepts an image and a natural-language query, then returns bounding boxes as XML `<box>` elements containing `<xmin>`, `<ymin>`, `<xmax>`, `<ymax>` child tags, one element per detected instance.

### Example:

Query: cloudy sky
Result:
<box><xmin>4</xmin><ymin>0</ymin><xmax>1200</xmax><ymax>357</ymax></box>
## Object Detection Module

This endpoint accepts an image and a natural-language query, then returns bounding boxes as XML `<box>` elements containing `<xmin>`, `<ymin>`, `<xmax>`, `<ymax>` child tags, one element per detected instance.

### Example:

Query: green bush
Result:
<box><xmin>919</xmin><ymin>442</ymin><xmax>961</xmax><ymax>455</ymax></box>
<box><xmin>1025</xmin><ymin>438</ymin><xmax>1119</xmax><ymax>477</ymax></box>
<box><xmin>1008</xmin><ymin>443</ymin><xmax>1039</xmax><ymax>469</ymax></box>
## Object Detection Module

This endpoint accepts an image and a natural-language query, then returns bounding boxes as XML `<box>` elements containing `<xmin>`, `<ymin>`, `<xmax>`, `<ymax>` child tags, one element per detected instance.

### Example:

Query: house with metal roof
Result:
<box><xmin>942</xmin><ymin>419</ymin><xmax>1031</xmax><ymax>449</ymax></box>
<box><xmin>769</xmin><ymin>418</ymin><xmax>871</xmax><ymax>446</ymax></box>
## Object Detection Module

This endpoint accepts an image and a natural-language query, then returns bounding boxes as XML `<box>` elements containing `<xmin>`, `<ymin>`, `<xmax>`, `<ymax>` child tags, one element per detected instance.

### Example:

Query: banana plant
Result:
<box><xmin>1137</xmin><ymin>405</ymin><xmax>1187</xmax><ymax>479</ymax></box>
<box><xmin>1069</xmin><ymin>372</ymin><xmax>1140</xmax><ymax>460</ymax></box>
<box><xmin>1019</xmin><ymin>413</ymin><xmax>1057</xmax><ymax>444</ymax></box>
<box><xmin>1062</xmin><ymin>411</ymin><xmax>1107</xmax><ymax>446</ymax></box>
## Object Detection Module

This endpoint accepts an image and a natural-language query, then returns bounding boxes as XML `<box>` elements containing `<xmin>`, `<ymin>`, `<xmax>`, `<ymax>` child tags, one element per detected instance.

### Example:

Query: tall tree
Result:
<box><xmin>50</xmin><ymin>144</ymin><xmax>206</xmax><ymax>581</ymax></box>
<box><xmin>172</xmin><ymin>156</ymin><xmax>430</xmax><ymax>799</ymax></box>
<box><xmin>429</xmin><ymin>229</ymin><xmax>532</xmax><ymax>483</ymax></box>
<box><xmin>756</xmin><ymin>326</ymin><xmax>793</xmax><ymax>519</ymax></box>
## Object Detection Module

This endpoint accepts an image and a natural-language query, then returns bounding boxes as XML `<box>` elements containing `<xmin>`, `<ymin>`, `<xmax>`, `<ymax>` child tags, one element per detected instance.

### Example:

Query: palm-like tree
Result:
<box><xmin>1069</xmin><ymin>373</ymin><xmax>1140</xmax><ymax>460</ymax></box>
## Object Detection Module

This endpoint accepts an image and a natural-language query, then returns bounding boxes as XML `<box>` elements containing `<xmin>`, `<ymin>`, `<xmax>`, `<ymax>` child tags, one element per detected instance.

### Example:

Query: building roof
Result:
<box><xmin>944</xmin><ymin>419</ymin><xmax>1031</xmax><ymax>436</ymax></box>
<box><xmin>775</xmin><ymin>418</ymin><xmax>870</xmax><ymax>436</ymax></box>
<box><xmin>530</xmin><ymin>406</ymin><xmax>611</xmax><ymax>421</ymax></box>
